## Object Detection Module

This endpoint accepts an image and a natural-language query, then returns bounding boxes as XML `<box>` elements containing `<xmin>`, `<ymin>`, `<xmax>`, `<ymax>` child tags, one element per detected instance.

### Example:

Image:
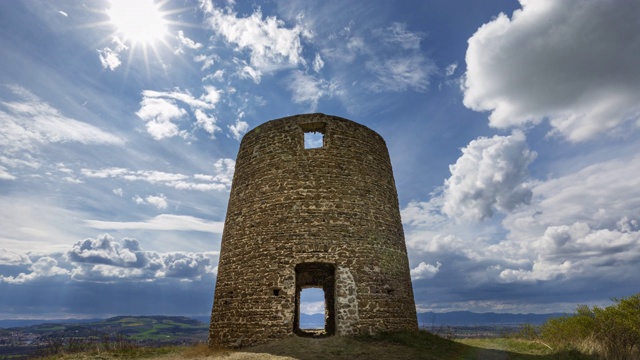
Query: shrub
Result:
<box><xmin>540</xmin><ymin>293</ymin><xmax>640</xmax><ymax>359</ymax></box>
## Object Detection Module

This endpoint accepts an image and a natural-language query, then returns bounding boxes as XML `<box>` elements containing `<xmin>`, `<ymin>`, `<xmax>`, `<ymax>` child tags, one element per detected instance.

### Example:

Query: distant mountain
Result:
<box><xmin>0</xmin><ymin>311</ymin><xmax>566</xmax><ymax>330</ymax></box>
<box><xmin>418</xmin><ymin>311</ymin><xmax>566</xmax><ymax>326</ymax></box>
<box><xmin>0</xmin><ymin>318</ymin><xmax>104</xmax><ymax>328</ymax></box>
<box><xmin>300</xmin><ymin>313</ymin><xmax>325</xmax><ymax>328</ymax></box>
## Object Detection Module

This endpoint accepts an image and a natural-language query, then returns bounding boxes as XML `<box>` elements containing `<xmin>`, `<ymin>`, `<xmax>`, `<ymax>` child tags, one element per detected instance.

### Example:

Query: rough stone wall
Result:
<box><xmin>209</xmin><ymin>113</ymin><xmax>418</xmax><ymax>348</ymax></box>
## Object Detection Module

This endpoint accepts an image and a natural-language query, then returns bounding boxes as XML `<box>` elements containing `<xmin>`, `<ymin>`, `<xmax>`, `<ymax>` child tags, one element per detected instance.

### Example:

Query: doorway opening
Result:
<box><xmin>299</xmin><ymin>287</ymin><xmax>326</xmax><ymax>330</ymax></box>
<box><xmin>294</xmin><ymin>262</ymin><xmax>335</xmax><ymax>337</ymax></box>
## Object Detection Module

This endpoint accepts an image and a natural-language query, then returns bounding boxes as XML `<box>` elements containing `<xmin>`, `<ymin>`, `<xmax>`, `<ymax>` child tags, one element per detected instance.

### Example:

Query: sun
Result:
<box><xmin>108</xmin><ymin>0</ymin><xmax>168</xmax><ymax>44</ymax></box>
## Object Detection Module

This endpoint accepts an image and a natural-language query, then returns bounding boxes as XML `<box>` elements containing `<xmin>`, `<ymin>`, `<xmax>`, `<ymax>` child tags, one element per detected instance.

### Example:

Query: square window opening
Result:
<box><xmin>304</xmin><ymin>132</ymin><xmax>324</xmax><ymax>149</ymax></box>
<box><xmin>300</xmin><ymin>122</ymin><xmax>326</xmax><ymax>149</ymax></box>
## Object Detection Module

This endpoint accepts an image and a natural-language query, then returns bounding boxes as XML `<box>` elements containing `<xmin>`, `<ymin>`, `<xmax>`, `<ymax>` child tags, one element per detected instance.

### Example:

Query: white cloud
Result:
<box><xmin>443</xmin><ymin>131</ymin><xmax>536</xmax><ymax>221</ymax></box>
<box><xmin>312</xmin><ymin>53</ymin><xmax>324</xmax><ymax>73</ymax></box>
<box><xmin>136</xmin><ymin>87</ymin><xmax>222</xmax><ymax>140</ymax></box>
<box><xmin>97</xmin><ymin>36</ymin><xmax>128</xmax><ymax>71</ymax></box>
<box><xmin>504</xmin><ymin>154</ymin><xmax>640</xmax><ymax>241</ymax></box>
<box><xmin>0</xmin><ymin>257</ymin><xmax>69</xmax><ymax>284</ymax></box>
<box><xmin>194</xmin><ymin>54</ymin><xmax>217</xmax><ymax>70</ymax></box>
<box><xmin>445</xmin><ymin>63</ymin><xmax>457</xmax><ymax>77</ymax></box>
<box><xmin>201</xmin><ymin>86</ymin><xmax>221</xmax><ymax>106</ymax></box>
<box><xmin>376</xmin><ymin>22</ymin><xmax>423</xmax><ymax>50</ymax></box>
<box><xmin>81</xmin><ymin>160</ymin><xmax>235</xmax><ymax>192</ymax></box>
<box><xmin>84</xmin><ymin>214</ymin><xmax>224</xmax><ymax>233</ymax></box>
<box><xmin>194</xmin><ymin>109</ymin><xmax>221</xmax><ymax>136</ymax></box>
<box><xmin>176</xmin><ymin>30</ymin><xmax>203</xmax><ymax>53</ymax></box>
<box><xmin>401</xmin><ymin>152</ymin><xmax>640</xmax><ymax>292</ymax></box>
<box><xmin>499</xmin><ymin>219</ymin><xmax>640</xmax><ymax>283</ymax></box>
<box><xmin>463</xmin><ymin>0</ymin><xmax>640</xmax><ymax>142</ymax></box>
<box><xmin>46</xmin><ymin>235</ymin><xmax>219</xmax><ymax>282</ymax></box>
<box><xmin>483</xmin><ymin>153</ymin><xmax>640</xmax><ymax>284</ymax></box>
<box><xmin>287</xmin><ymin>70</ymin><xmax>340</xmax><ymax>110</ymax></box>
<box><xmin>203</xmin><ymin>69</ymin><xmax>226</xmax><ymax>82</ymax></box>
<box><xmin>411</xmin><ymin>261</ymin><xmax>442</xmax><ymax>280</ymax></box>
<box><xmin>113</xmin><ymin>188</ymin><xmax>123</xmax><ymax>196</ymax></box>
<box><xmin>97</xmin><ymin>47</ymin><xmax>121</xmax><ymax>70</ymax></box>
<box><xmin>62</xmin><ymin>176</ymin><xmax>83</xmax><ymax>184</ymax></box>
<box><xmin>201</xmin><ymin>4</ymin><xmax>309</xmax><ymax>74</ymax></box>
<box><xmin>0</xmin><ymin>165</ymin><xmax>16</xmax><ymax>180</ymax></box>
<box><xmin>57</xmin><ymin>10</ymin><xmax>68</xmax><ymax>17</ymax></box>
<box><xmin>0</xmin><ymin>249</ymin><xmax>31</xmax><ymax>266</ymax></box>
<box><xmin>300</xmin><ymin>301</ymin><xmax>325</xmax><ymax>315</ymax></box>
<box><xmin>239</xmin><ymin>64</ymin><xmax>262</xmax><ymax>84</ymax></box>
<box><xmin>366</xmin><ymin>54</ymin><xmax>435</xmax><ymax>92</ymax></box>
<box><xmin>67</xmin><ymin>235</ymin><xmax>144</xmax><ymax>268</ymax></box>
<box><xmin>0</xmin><ymin>85</ymin><xmax>124</xmax><ymax>154</ymax></box>
<box><xmin>145</xmin><ymin>194</ymin><xmax>168</xmax><ymax>210</ymax></box>
<box><xmin>141</xmin><ymin>89</ymin><xmax>215</xmax><ymax>110</ymax></box>
<box><xmin>136</xmin><ymin>97</ymin><xmax>186</xmax><ymax>140</ymax></box>
<box><xmin>194</xmin><ymin>158</ymin><xmax>235</xmax><ymax>189</ymax></box>
<box><xmin>228</xmin><ymin>118</ymin><xmax>249</xmax><ymax>141</ymax></box>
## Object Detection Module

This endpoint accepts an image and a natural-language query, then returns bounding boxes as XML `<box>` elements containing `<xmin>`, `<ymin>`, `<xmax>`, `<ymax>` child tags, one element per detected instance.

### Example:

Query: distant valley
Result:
<box><xmin>0</xmin><ymin>312</ymin><xmax>565</xmax><ymax>358</ymax></box>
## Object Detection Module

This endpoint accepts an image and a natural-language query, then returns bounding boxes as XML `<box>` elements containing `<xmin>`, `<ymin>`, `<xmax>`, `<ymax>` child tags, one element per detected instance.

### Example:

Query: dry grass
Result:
<box><xmin>37</xmin><ymin>331</ymin><xmax>596</xmax><ymax>360</ymax></box>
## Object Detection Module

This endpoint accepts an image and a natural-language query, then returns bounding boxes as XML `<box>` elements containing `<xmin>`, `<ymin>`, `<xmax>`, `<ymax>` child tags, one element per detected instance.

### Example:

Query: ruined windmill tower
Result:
<box><xmin>209</xmin><ymin>113</ymin><xmax>417</xmax><ymax>347</ymax></box>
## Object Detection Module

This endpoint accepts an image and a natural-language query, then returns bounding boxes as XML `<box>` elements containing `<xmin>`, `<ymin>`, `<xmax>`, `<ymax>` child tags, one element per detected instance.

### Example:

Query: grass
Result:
<box><xmin>31</xmin><ymin>330</ymin><xmax>598</xmax><ymax>360</ymax></box>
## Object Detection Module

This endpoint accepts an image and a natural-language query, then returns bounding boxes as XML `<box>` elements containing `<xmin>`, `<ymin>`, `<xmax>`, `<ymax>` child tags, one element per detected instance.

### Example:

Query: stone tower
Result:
<box><xmin>209</xmin><ymin>113</ymin><xmax>417</xmax><ymax>347</ymax></box>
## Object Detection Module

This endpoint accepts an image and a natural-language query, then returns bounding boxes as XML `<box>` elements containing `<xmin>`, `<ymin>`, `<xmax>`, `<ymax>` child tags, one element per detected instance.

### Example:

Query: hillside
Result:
<box><xmin>0</xmin><ymin>316</ymin><xmax>208</xmax><ymax>359</ymax></box>
<box><xmin>33</xmin><ymin>330</ymin><xmax>594</xmax><ymax>360</ymax></box>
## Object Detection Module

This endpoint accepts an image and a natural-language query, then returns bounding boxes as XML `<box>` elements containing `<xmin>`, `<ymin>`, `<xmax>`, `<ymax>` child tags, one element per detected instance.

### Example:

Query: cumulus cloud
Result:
<box><xmin>64</xmin><ymin>235</ymin><xmax>218</xmax><ymax>282</ymax></box>
<box><xmin>200</xmin><ymin>2</ymin><xmax>310</xmax><ymax>78</ymax></box>
<box><xmin>463</xmin><ymin>0</ymin><xmax>640</xmax><ymax>142</ymax></box>
<box><xmin>136</xmin><ymin>87</ymin><xmax>221</xmax><ymax>140</ymax></box>
<box><xmin>0</xmin><ymin>85</ymin><xmax>123</xmax><ymax>154</ymax></box>
<box><xmin>0</xmin><ymin>235</ymin><xmax>219</xmax><ymax>284</ymax></box>
<box><xmin>0</xmin><ymin>249</ymin><xmax>32</xmax><ymax>265</ymax></box>
<box><xmin>495</xmin><ymin>154</ymin><xmax>640</xmax><ymax>282</ymax></box>
<box><xmin>81</xmin><ymin>158</ymin><xmax>235</xmax><ymax>192</ymax></box>
<box><xmin>411</xmin><ymin>261</ymin><xmax>442</xmax><ymax>280</ymax></box>
<box><xmin>0</xmin><ymin>257</ymin><xmax>69</xmax><ymax>284</ymax></box>
<box><xmin>401</xmin><ymin>152</ymin><xmax>640</xmax><ymax>305</ymax></box>
<box><xmin>67</xmin><ymin>235</ymin><xmax>146</xmax><ymax>268</ymax></box>
<box><xmin>133</xmin><ymin>194</ymin><xmax>168</xmax><ymax>209</ymax></box>
<box><xmin>499</xmin><ymin>219</ymin><xmax>640</xmax><ymax>283</ymax></box>
<box><xmin>443</xmin><ymin>131</ymin><xmax>536</xmax><ymax>221</ymax></box>
<box><xmin>136</xmin><ymin>97</ymin><xmax>186</xmax><ymax>140</ymax></box>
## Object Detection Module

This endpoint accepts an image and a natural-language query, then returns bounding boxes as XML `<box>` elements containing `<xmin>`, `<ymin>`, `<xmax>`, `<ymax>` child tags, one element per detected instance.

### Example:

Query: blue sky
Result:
<box><xmin>1</xmin><ymin>0</ymin><xmax>640</xmax><ymax>320</ymax></box>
